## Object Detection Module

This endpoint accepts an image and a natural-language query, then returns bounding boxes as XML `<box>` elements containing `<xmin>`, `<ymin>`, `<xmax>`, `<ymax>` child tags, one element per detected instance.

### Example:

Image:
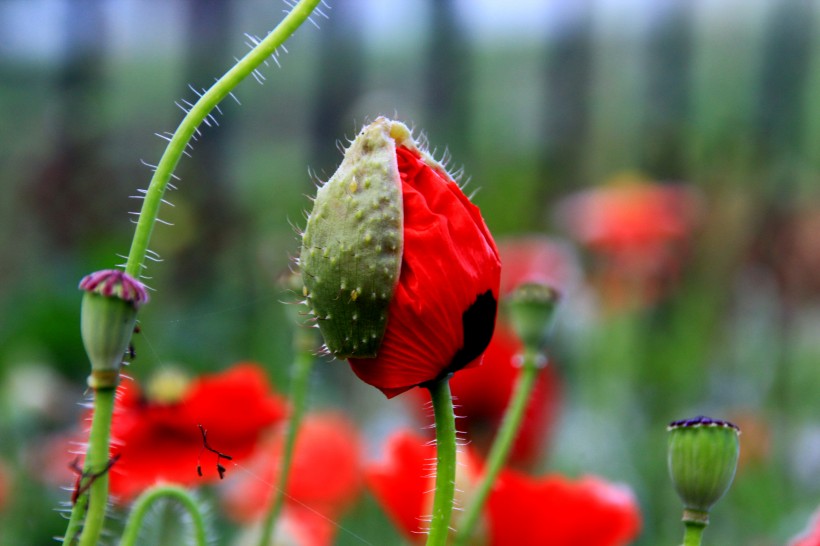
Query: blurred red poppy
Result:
<box><xmin>556</xmin><ymin>176</ymin><xmax>700</xmax><ymax>307</ymax></box>
<box><xmin>106</xmin><ymin>362</ymin><xmax>287</xmax><ymax>500</ymax></box>
<box><xmin>222</xmin><ymin>411</ymin><xmax>362</xmax><ymax>531</ymax></box>
<box><xmin>348</xmin><ymin>143</ymin><xmax>501</xmax><ymax>398</ymax></box>
<box><xmin>366</xmin><ymin>431</ymin><xmax>641</xmax><ymax>545</ymax></box>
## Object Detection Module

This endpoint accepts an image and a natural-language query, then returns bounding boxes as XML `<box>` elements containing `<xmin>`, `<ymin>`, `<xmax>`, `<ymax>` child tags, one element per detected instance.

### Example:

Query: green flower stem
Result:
<box><xmin>124</xmin><ymin>0</ymin><xmax>322</xmax><ymax>279</ymax></box>
<box><xmin>682</xmin><ymin>521</ymin><xmax>706</xmax><ymax>546</ymax></box>
<box><xmin>119</xmin><ymin>485</ymin><xmax>207</xmax><ymax>546</ymax></box>
<box><xmin>64</xmin><ymin>2</ymin><xmax>322</xmax><ymax>542</ymax></box>
<box><xmin>256</xmin><ymin>324</ymin><xmax>315</xmax><ymax>546</ymax></box>
<box><xmin>453</xmin><ymin>347</ymin><xmax>541</xmax><ymax>546</ymax></box>
<box><xmin>62</xmin><ymin>387</ymin><xmax>116</xmax><ymax>546</ymax></box>
<box><xmin>426</xmin><ymin>378</ymin><xmax>457</xmax><ymax>546</ymax></box>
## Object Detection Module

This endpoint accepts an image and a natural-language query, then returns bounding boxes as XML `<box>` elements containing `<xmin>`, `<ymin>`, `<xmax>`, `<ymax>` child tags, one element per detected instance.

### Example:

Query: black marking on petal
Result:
<box><xmin>441</xmin><ymin>289</ymin><xmax>497</xmax><ymax>378</ymax></box>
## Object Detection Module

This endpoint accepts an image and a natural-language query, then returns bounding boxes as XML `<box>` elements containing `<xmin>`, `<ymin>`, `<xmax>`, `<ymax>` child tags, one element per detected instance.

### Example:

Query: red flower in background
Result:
<box><xmin>222</xmin><ymin>411</ymin><xmax>362</xmax><ymax>538</ymax></box>
<box><xmin>556</xmin><ymin>175</ymin><xmax>700</xmax><ymax>307</ymax></box>
<box><xmin>106</xmin><ymin>363</ymin><xmax>287</xmax><ymax>500</ymax></box>
<box><xmin>366</xmin><ymin>431</ymin><xmax>641</xmax><ymax>546</ymax></box>
<box><xmin>348</xmin><ymin>143</ymin><xmax>502</xmax><ymax>398</ymax></box>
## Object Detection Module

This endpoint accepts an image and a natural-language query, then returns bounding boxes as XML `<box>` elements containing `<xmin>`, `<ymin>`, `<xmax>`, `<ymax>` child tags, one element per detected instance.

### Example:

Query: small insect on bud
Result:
<box><xmin>667</xmin><ymin>416</ymin><xmax>740</xmax><ymax>523</ymax></box>
<box><xmin>505</xmin><ymin>283</ymin><xmax>561</xmax><ymax>353</ymax></box>
<box><xmin>79</xmin><ymin>269</ymin><xmax>149</xmax><ymax>388</ymax></box>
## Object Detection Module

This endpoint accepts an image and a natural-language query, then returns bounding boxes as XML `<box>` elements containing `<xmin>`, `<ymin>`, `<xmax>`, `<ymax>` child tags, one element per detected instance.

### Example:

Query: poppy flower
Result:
<box><xmin>366</xmin><ymin>431</ymin><xmax>641</xmax><ymax>545</ymax></box>
<box><xmin>222</xmin><ymin>412</ymin><xmax>362</xmax><ymax>525</ymax></box>
<box><xmin>105</xmin><ymin>362</ymin><xmax>287</xmax><ymax>500</ymax></box>
<box><xmin>556</xmin><ymin>175</ymin><xmax>700</xmax><ymax>307</ymax></box>
<box><xmin>301</xmin><ymin>118</ymin><xmax>501</xmax><ymax>398</ymax></box>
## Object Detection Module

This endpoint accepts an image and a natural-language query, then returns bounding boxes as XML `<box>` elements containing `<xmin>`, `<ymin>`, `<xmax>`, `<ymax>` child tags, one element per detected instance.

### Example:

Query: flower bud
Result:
<box><xmin>79</xmin><ymin>269</ymin><xmax>149</xmax><ymax>387</ymax></box>
<box><xmin>667</xmin><ymin>416</ymin><xmax>740</xmax><ymax>520</ymax></box>
<box><xmin>301</xmin><ymin>117</ymin><xmax>501</xmax><ymax>398</ymax></box>
<box><xmin>506</xmin><ymin>283</ymin><xmax>560</xmax><ymax>352</ymax></box>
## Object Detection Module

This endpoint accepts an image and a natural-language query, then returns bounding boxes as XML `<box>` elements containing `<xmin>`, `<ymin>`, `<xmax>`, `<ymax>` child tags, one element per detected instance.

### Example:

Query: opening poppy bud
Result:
<box><xmin>301</xmin><ymin>117</ymin><xmax>501</xmax><ymax>397</ymax></box>
<box><xmin>79</xmin><ymin>269</ymin><xmax>149</xmax><ymax>387</ymax></box>
<box><xmin>667</xmin><ymin>416</ymin><xmax>740</xmax><ymax>523</ymax></box>
<box><xmin>506</xmin><ymin>283</ymin><xmax>561</xmax><ymax>352</ymax></box>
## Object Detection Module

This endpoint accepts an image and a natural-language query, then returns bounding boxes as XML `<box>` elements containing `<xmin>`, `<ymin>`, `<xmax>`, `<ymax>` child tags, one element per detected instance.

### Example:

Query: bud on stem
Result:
<box><xmin>79</xmin><ymin>270</ymin><xmax>149</xmax><ymax>388</ymax></box>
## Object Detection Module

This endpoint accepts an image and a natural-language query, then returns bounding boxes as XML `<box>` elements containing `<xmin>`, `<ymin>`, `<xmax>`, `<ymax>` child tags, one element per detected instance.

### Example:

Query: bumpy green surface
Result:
<box><xmin>300</xmin><ymin>118</ymin><xmax>406</xmax><ymax>357</ymax></box>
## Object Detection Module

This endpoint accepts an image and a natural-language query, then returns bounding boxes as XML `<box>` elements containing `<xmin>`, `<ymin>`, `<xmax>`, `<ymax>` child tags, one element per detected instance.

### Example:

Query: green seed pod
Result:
<box><xmin>79</xmin><ymin>269</ymin><xmax>149</xmax><ymax>387</ymax></box>
<box><xmin>667</xmin><ymin>416</ymin><xmax>740</xmax><ymax>518</ymax></box>
<box><xmin>506</xmin><ymin>283</ymin><xmax>561</xmax><ymax>352</ymax></box>
<box><xmin>300</xmin><ymin>118</ymin><xmax>411</xmax><ymax>358</ymax></box>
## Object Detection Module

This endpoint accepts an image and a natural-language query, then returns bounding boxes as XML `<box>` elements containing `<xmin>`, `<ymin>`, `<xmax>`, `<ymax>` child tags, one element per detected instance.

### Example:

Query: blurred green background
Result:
<box><xmin>2</xmin><ymin>0</ymin><xmax>820</xmax><ymax>544</ymax></box>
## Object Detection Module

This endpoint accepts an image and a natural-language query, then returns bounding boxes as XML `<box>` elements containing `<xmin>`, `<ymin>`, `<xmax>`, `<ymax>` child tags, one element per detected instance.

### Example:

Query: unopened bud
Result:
<box><xmin>79</xmin><ymin>270</ymin><xmax>149</xmax><ymax>388</ymax></box>
<box><xmin>506</xmin><ymin>283</ymin><xmax>560</xmax><ymax>352</ymax></box>
<box><xmin>667</xmin><ymin>416</ymin><xmax>740</xmax><ymax>522</ymax></box>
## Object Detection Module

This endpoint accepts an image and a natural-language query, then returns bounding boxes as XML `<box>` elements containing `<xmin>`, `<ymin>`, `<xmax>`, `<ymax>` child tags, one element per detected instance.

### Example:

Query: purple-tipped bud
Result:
<box><xmin>79</xmin><ymin>269</ymin><xmax>149</xmax><ymax>308</ymax></box>
<box><xmin>79</xmin><ymin>270</ymin><xmax>148</xmax><ymax>386</ymax></box>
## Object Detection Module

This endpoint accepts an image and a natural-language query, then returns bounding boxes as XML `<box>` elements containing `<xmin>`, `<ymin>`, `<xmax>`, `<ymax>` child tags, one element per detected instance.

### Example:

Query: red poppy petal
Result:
<box><xmin>349</xmin><ymin>147</ymin><xmax>501</xmax><ymax>397</ymax></box>
<box><xmin>365</xmin><ymin>431</ymin><xmax>434</xmax><ymax>539</ymax></box>
<box><xmin>487</xmin><ymin>471</ymin><xmax>641</xmax><ymax>546</ymax></box>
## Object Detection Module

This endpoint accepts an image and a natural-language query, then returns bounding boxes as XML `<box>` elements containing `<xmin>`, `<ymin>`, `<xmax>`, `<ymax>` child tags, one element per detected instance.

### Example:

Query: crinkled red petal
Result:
<box><xmin>349</xmin><ymin>146</ymin><xmax>501</xmax><ymax>397</ymax></box>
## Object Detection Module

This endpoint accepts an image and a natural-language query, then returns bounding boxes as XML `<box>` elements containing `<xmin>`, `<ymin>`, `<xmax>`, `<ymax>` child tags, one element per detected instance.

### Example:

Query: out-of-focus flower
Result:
<box><xmin>222</xmin><ymin>412</ymin><xmax>362</xmax><ymax>533</ymax></box>
<box><xmin>106</xmin><ymin>363</ymin><xmax>287</xmax><ymax>500</ymax></box>
<box><xmin>366</xmin><ymin>431</ymin><xmax>641</xmax><ymax>545</ymax></box>
<box><xmin>556</xmin><ymin>174</ymin><xmax>700</xmax><ymax>307</ymax></box>
<box><xmin>301</xmin><ymin>118</ymin><xmax>501</xmax><ymax>398</ymax></box>
<box><xmin>789</xmin><ymin>508</ymin><xmax>820</xmax><ymax>546</ymax></box>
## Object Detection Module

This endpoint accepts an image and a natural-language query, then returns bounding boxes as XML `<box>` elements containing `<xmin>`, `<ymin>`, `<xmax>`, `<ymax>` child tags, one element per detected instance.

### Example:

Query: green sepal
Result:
<box><xmin>300</xmin><ymin>118</ymin><xmax>409</xmax><ymax>358</ymax></box>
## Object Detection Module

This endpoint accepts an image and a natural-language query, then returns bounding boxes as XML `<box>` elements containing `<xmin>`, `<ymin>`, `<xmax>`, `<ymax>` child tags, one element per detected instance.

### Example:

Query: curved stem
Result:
<box><xmin>256</xmin><ymin>325</ymin><xmax>315</xmax><ymax>546</ymax></box>
<box><xmin>119</xmin><ymin>485</ymin><xmax>207</xmax><ymax>546</ymax></box>
<box><xmin>64</xmin><ymin>2</ymin><xmax>323</xmax><ymax>543</ymax></box>
<box><xmin>426</xmin><ymin>378</ymin><xmax>457</xmax><ymax>546</ymax></box>
<box><xmin>453</xmin><ymin>348</ymin><xmax>541</xmax><ymax>546</ymax></box>
<box><xmin>682</xmin><ymin>521</ymin><xmax>706</xmax><ymax>546</ymax></box>
<box><xmin>124</xmin><ymin>0</ymin><xmax>322</xmax><ymax>278</ymax></box>
<box><xmin>62</xmin><ymin>387</ymin><xmax>116</xmax><ymax>546</ymax></box>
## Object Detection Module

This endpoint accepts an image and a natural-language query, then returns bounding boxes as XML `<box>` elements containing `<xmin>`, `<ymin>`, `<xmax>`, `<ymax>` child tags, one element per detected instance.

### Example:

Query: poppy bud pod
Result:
<box><xmin>301</xmin><ymin>117</ymin><xmax>501</xmax><ymax>397</ymax></box>
<box><xmin>667</xmin><ymin>416</ymin><xmax>740</xmax><ymax>522</ymax></box>
<box><xmin>506</xmin><ymin>283</ymin><xmax>561</xmax><ymax>352</ymax></box>
<box><xmin>300</xmin><ymin>119</ymin><xmax>407</xmax><ymax>357</ymax></box>
<box><xmin>79</xmin><ymin>269</ymin><xmax>149</xmax><ymax>388</ymax></box>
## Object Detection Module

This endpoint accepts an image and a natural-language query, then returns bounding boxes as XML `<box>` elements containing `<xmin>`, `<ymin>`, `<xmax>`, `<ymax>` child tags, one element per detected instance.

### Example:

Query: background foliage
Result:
<box><xmin>1</xmin><ymin>0</ymin><xmax>820</xmax><ymax>544</ymax></box>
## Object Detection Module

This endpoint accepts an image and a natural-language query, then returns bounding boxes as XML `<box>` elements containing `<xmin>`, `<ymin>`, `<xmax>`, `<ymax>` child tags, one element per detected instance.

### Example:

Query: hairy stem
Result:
<box><xmin>257</xmin><ymin>324</ymin><xmax>315</xmax><ymax>546</ymax></box>
<box><xmin>62</xmin><ymin>387</ymin><xmax>116</xmax><ymax>546</ymax></box>
<box><xmin>125</xmin><ymin>0</ymin><xmax>323</xmax><ymax>278</ymax></box>
<box><xmin>119</xmin><ymin>485</ymin><xmax>207</xmax><ymax>546</ymax></box>
<box><xmin>64</xmin><ymin>1</ymin><xmax>324</xmax><ymax>543</ymax></box>
<box><xmin>453</xmin><ymin>347</ymin><xmax>541</xmax><ymax>546</ymax></box>
<box><xmin>426</xmin><ymin>378</ymin><xmax>457</xmax><ymax>546</ymax></box>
